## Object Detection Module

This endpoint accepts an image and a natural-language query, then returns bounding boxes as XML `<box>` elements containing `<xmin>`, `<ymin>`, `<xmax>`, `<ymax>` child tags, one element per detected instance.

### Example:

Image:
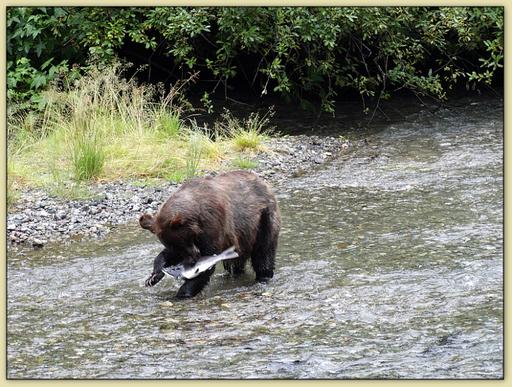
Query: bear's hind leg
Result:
<box><xmin>223</xmin><ymin>257</ymin><xmax>246</xmax><ymax>276</ymax></box>
<box><xmin>251</xmin><ymin>207</ymin><xmax>279</xmax><ymax>283</ymax></box>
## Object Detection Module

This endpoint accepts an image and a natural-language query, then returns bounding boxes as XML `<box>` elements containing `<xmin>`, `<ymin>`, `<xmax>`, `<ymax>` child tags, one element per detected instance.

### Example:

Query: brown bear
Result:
<box><xmin>139</xmin><ymin>170</ymin><xmax>281</xmax><ymax>298</ymax></box>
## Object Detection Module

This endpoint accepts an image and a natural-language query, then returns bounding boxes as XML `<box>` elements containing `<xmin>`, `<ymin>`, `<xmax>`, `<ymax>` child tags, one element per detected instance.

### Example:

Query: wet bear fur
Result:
<box><xmin>139</xmin><ymin>170</ymin><xmax>281</xmax><ymax>299</ymax></box>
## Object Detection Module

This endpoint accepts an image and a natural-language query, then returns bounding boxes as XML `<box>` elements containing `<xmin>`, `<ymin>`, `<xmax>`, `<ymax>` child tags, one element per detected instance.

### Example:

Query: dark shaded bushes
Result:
<box><xmin>8</xmin><ymin>6</ymin><xmax>503</xmax><ymax>114</ymax></box>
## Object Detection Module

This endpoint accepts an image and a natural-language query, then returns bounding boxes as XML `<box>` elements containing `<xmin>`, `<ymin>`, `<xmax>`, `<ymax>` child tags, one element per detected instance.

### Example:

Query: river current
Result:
<box><xmin>7</xmin><ymin>96</ymin><xmax>503</xmax><ymax>379</ymax></box>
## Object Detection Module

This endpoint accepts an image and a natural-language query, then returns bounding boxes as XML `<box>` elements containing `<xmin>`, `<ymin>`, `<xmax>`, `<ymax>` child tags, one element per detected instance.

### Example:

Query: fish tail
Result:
<box><xmin>220</xmin><ymin>245</ymin><xmax>239</xmax><ymax>260</ymax></box>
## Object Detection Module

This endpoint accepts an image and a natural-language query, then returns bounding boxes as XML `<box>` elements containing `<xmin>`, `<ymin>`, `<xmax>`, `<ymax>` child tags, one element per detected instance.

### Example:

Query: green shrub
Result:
<box><xmin>7</xmin><ymin>7</ymin><xmax>83</xmax><ymax>113</ymax></box>
<box><xmin>8</xmin><ymin>7</ymin><xmax>503</xmax><ymax>115</ymax></box>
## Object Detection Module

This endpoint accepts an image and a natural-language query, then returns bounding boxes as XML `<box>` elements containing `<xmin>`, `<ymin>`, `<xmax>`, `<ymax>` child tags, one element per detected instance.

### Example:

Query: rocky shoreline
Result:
<box><xmin>7</xmin><ymin>134</ymin><xmax>350</xmax><ymax>249</ymax></box>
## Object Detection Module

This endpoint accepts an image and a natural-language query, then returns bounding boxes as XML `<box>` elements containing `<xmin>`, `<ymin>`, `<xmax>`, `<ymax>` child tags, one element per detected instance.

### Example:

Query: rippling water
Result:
<box><xmin>7</xmin><ymin>97</ymin><xmax>503</xmax><ymax>379</ymax></box>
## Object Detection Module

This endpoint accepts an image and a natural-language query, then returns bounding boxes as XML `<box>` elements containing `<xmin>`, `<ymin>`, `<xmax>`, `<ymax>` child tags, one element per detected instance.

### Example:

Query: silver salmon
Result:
<box><xmin>161</xmin><ymin>246</ymin><xmax>239</xmax><ymax>280</ymax></box>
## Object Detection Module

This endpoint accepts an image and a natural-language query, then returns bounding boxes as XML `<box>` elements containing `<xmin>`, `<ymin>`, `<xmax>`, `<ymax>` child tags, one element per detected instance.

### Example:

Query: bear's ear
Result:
<box><xmin>139</xmin><ymin>213</ymin><xmax>155</xmax><ymax>232</ymax></box>
<box><xmin>169</xmin><ymin>213</ymin><xmax>183</xmax><ymax>228</ymax></box>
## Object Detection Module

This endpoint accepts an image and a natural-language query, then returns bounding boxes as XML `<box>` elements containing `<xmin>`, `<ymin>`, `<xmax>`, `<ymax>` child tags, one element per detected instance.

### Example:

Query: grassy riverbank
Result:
<box><xmin>7</xmin><ymin>65</ymin><xmax>272</xmax><ymax>206</ymax></box>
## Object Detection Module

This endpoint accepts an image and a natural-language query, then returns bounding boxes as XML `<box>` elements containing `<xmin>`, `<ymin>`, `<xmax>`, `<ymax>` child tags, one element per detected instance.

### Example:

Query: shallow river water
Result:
<box><xmin>7</xmin><ymin>97</ymin><xmax>503</xmax><ymax>379</ymax></box>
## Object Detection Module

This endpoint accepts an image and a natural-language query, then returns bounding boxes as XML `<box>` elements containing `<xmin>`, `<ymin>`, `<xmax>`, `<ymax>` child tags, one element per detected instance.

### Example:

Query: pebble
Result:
<box><xmin>7</xmin><ymin>135</ymin><xmax>349</xmax><ymax>249</ymax></box>
<box><xmin>55</xmin><ymin>210</ymin><xmax>67</xmax><ymax>220</ymax></box>
<box><xmin>32</xmin><ymin>238</ymin><xmax>46</xmax><ymax>248</ymax></box>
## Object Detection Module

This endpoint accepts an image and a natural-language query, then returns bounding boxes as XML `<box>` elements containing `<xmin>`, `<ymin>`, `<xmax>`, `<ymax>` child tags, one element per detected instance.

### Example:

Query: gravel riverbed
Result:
<box><xmin>7</xmin><ymin>134</ymin><xmax>351</xmax><ymax>249</ymax></box>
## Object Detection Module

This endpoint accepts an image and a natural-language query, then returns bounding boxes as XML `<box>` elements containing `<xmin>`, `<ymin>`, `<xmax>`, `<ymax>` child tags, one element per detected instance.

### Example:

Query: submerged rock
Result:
<box><xmin>31</xmin><ymin>238</ymin><xmax>46</xmax><ymax>249</ymax></box>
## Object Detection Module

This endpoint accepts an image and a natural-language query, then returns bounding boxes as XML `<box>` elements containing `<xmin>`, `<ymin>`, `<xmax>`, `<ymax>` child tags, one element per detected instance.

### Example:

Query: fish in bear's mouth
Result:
<box><xmin>162</xmin><ymin>246</ymin><xmax>239</xmax><ymax>280</ymax></box>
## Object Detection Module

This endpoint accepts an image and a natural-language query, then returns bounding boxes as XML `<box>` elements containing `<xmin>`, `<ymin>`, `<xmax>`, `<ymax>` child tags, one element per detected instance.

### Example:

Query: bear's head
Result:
<box><xmin>139</xmin><ymin>212</ymin><xmax>202</xmax><ymax>266</ymax></box>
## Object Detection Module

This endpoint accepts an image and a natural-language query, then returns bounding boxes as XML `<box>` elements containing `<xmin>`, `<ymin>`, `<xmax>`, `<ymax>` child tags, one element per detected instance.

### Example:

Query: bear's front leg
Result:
<box><xmin>145</xmin><ymin>271</ymin><xmax>165</xmax><ymax>287</ymax></box>
<box><xmin>145</xmin><ymin>248</ymin><xmax>176</xmax><ymax>287</ymax></box>
<box><xmin>176</xmin><ymin>266</ymin><xmax>215</xmax><ymax>299</ymax></box>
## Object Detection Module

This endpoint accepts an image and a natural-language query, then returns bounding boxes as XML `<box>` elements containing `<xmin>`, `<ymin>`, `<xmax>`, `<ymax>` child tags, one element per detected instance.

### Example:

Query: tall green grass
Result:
<box><xmin>156</xmin><ymin>111</ymin><xmax>181</xmax><ymax>139</ymax></box>
<box><xmin>65</xmin><ymin>108</ymin><xmax>105</xmax><ymax>181</ymax></box>
<box><xmin>214</xmin><ymin>108</ymin><xmax>274</xmax><ymax>152</ymax></box>
<box><xmin>185</xmin><ymin>133</ymin><xmax>204</xmax><ymax>178</ymax></box>
<box><xmin>6</xmin><ymin>64</ymin><xmax>275</xmax><ymax>203</ymax></box>
<box><xmin>71</xmin><ymin>132</ymin><xmax>105</xmax><ymax>181</ymax></box>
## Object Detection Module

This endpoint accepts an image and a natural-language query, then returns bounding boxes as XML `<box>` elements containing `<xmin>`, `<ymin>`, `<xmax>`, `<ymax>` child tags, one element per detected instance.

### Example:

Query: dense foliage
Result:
<box><xmin>7</xmin><ymin>6</ymin><xmax>503</xmax><ymax>114</ymax></box>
